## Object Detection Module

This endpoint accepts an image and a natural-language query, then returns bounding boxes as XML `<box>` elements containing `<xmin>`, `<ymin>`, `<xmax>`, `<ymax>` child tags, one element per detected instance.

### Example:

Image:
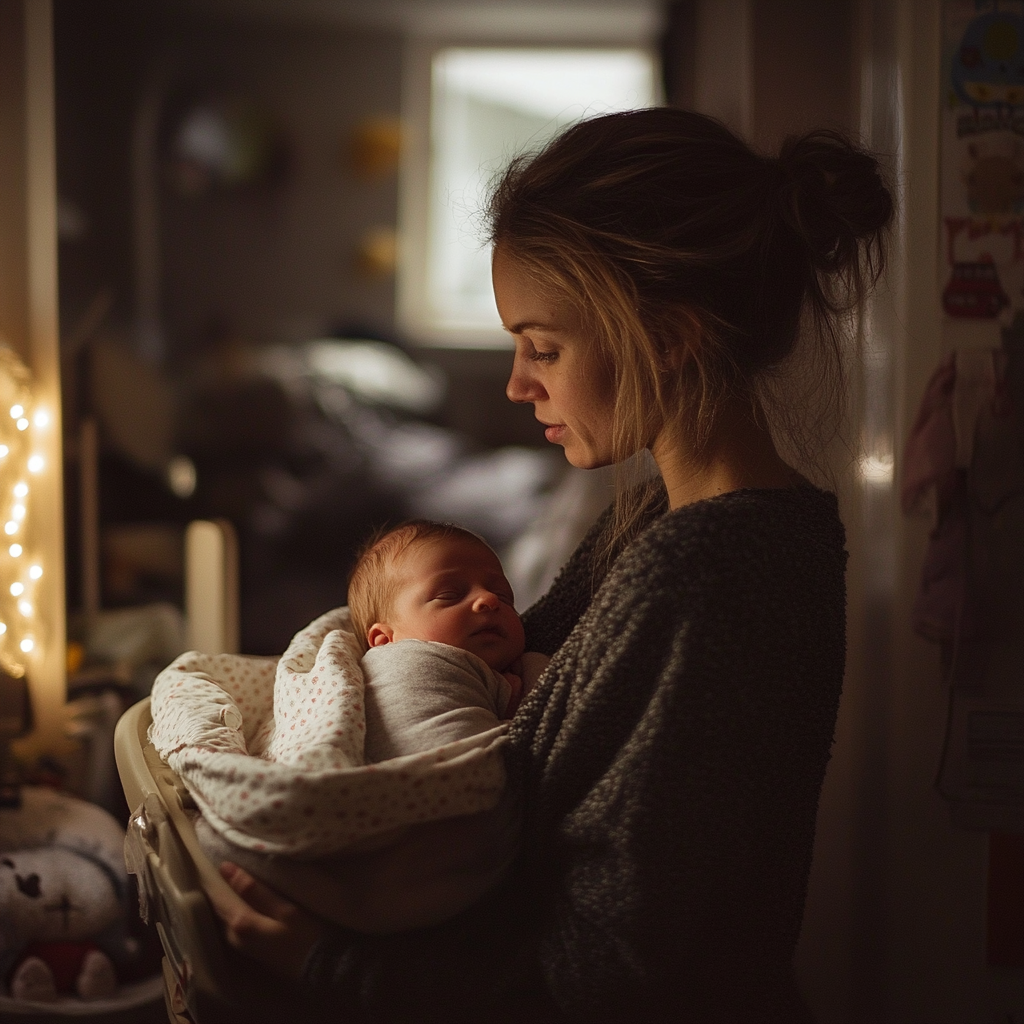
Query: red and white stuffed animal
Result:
<box><xmin>1</xmin><ymin>846</ymin><xmax>121</xmax><ymax>1000</ymax></box>
<box><xmin>0</xmin><ymin>787</ymin><xmax>133</xmax><ymax>1003</ymax></box>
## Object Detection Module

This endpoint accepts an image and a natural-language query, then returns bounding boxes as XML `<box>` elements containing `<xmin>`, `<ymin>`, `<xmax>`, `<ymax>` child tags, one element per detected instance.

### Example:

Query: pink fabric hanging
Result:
<box><xmin>902</xmin><ymin>349</ymin><xmax>999</xmax><ymax>642</ymax></box>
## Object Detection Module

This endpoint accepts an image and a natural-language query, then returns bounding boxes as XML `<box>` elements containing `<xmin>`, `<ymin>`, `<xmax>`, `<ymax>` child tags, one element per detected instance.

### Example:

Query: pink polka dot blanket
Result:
<box><xmin>148</xmin><ymin>608</ymin><xmax>508</xmax><ymax>857</ymax></box>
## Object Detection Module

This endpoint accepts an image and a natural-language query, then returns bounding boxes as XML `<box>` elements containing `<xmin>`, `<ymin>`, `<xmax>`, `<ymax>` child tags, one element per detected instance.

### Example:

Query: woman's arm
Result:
<box><xmin>213</xmin><ymin>847</ymin><xmax>558</xmax><ymax>1023</ymax></box>
<box><xmin>513</xmin><ymin>494</ymin><xmax>845</xmax><ymax>1021</ymax></box>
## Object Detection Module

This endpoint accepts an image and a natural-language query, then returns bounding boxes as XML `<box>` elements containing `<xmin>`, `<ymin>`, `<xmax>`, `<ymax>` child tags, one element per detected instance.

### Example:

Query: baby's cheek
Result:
<box><xmin>509</xmin><ymin>614</ymin><xmax>527</xmax><ymax>655</ymax></box>
<box><xmin>427</xmin><ymin>620</ymin><xmax>467</xmax><ymax>647</ymax></box>
<box><xmin>413</xmin><ymin>619</ymin><xmax>466</xmax><ymax>648</ymax></box>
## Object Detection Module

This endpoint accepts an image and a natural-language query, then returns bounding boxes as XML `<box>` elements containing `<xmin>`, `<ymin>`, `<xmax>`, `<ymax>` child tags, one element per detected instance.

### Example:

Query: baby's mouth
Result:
<box><xmin>472</xmin><ymin>625</ymin><xmax>505</xmax><ymax>640</ymax></box>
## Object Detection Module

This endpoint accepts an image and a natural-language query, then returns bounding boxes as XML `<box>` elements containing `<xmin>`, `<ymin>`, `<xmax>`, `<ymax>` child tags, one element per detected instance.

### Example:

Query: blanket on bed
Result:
<box><xmin>148</xmin><ymin>608</ymin><xmax>508</xmax><ymax>857</ymax></box>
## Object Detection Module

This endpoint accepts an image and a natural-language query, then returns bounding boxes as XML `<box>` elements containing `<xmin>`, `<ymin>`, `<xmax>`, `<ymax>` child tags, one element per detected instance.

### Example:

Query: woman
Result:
<box><xmin>213</xmin><ymin>108</ymin><xmax>892</xmax><ymax>1022</ymax></box>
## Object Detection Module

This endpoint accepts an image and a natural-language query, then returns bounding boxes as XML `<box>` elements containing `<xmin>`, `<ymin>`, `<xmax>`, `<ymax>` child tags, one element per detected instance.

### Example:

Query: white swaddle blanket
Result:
<box><xmin>149</xmin><ymin>608</ymin><xmax>509</xmax><ymax>858</ymax></box>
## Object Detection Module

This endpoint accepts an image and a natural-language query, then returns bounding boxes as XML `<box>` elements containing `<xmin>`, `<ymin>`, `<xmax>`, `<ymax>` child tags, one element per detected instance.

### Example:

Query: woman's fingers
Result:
<box><xmin>213</xmin><ymin>862</ymin><xmax>325</xmax><ymax>980</ymax></box>
<box><xmin>215</xmin><ymin>863</ymin><xmax>281</xmax><ymax>947</ymax></box>
<box><xmin>220</xmin><ymin>862</ymin><xmax>296</xmax><ymax>922</ymax></box>
<box><xmin>207</xmin><ymin>863</ymin><xmax>257</xmax><ymax>929</ymax></box>
<box><xmin>215</xmin><ymin>863</ymin><xmax>289</xmax><ymax>960</ymax></box>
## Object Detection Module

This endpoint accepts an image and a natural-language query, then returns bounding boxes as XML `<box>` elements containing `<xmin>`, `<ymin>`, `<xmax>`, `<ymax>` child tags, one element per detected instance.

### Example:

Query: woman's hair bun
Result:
<box><xmin>774</xmin><ymin>130</ymin><xmax>893</xmax><ymax>281</ymax></box>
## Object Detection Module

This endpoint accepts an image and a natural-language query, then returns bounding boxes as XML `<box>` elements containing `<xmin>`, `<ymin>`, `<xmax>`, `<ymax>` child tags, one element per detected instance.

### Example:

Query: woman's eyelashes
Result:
<box><xmin>515</xmin><ymin>333</ymin><xmax>559</xmax><ymax>363</ymax></box>
<box><xmin>529</xmin><ymin>347</ymin><xmax>558</xmax><ymax>363</ymax></box>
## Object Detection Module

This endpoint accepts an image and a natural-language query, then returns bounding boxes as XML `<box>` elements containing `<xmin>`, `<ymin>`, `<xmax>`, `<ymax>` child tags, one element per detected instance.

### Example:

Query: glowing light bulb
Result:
<box><xmin>10</xmin><ymin>582</ymin><xmax>23</xmax><ymax>596</ymax></box>
<box><xmin>8</xmin><ymin>544</ymin><xmax>21</xmax><ymax>557</ymax></box>
<box><xmin>10</xmin><ymin>405</ymin><xmax>23</xmax><ymax>418</ymax></box>
<box><xmin>27</xmin><ymin>456</ymin><xmax>43</xmax><ymax>473</ymax></box>
<box><xmin>167</xmin><ymin>456</ymin><xmax>198</xmax><ymax>498</ymax></box>
<box><xmin>5</xmin><ymin>523</ymin><xmax>18</xmax><ymax>535</ymax></box>
<box><xmin>16</xmin><ymin>418</ymin><xmax>28</xmax><ymax>431</ymax></box>
<box><xmin>0</xmin><ymin>622</ymin><xmax>6</xmax><ymax>635</ymax></box>
<box><xmin>12</xmin><ymin>505</ymin><xmax>25</xmax><ymax>521</ymax></box>
<box><xmin>0</xmin><ymin>446</ymin><xmax>8</xmax><ymax>458</ymax></box>
<box><xmin>34</xmin><ymin>410</ymin><xmax>49</xmax><ymax>428</ymax></box>
<box><xmin>20</xmin><ymin>638</ymin><xmax>33</xmax><ymax>653</ymax></box>
<box><xmin>18</xmin><ymin>601</ymin><xmax>31</xmax><ymax>616</ymax></box>
<box><xmin>13</xmin><ymin>483</ymin><xmax>27</xmax><ymax>498</ymax></box>
<box><xmin>29</xmin><ymin>565</ymin><xmax>41</xmax><ymax>579</ymax></box>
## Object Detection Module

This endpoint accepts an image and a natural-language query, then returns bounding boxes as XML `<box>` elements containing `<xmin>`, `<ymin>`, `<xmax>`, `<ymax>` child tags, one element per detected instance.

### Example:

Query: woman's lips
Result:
<box><xmin>544</xmin><ymin>424</ymin><xmax>566</xmax><ymax>443</ymax></box>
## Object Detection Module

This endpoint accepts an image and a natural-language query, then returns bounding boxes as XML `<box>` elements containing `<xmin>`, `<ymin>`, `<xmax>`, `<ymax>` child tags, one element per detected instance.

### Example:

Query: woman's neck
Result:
<box><xmin>650</xmin><ymin>399</ymin><xmax>802</xmax><ymax>510</ymax></box>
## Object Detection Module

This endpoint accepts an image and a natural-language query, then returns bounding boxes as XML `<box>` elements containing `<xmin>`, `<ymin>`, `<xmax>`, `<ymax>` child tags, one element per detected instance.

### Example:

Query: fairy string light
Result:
<box><xmin>0</xmin><ymin>347</ymin><xmax>46</xmax><ymax>679</ymax></box>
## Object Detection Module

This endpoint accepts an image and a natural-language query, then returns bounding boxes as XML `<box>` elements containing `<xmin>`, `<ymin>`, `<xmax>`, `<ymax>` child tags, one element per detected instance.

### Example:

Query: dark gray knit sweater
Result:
<box><xmin>302</xmin><ymin>485</ymin><xmax>847</xmax><ymax>1024</ymax></box>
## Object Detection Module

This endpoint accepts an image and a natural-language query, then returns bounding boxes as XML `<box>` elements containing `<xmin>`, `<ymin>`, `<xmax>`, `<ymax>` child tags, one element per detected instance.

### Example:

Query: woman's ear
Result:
<box><xmin>658</xmin><ymin>308</ymin><xmax>702</xmax><ymax>373</ymax></box>
<box><xmin>367</xmin><ymin>623</ymin><xmax>394</xmax><ymax>648</ymax></box>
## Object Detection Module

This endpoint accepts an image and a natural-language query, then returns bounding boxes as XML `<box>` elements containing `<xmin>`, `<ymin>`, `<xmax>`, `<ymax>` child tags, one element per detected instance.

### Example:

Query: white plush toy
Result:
<box><xmin>0</xmin><ymin>847</ymin><xmax>120</xmax><ymax>1000</ymax></box>
<box><xmin>0</xmin><ymin>786</ymin><xmax>134</xmax><ymax>1003</ymax></box>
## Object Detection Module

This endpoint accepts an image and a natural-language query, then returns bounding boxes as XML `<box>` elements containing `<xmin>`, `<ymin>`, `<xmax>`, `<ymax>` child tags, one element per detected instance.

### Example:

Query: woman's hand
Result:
<box><xmin>210</xmin><ymin>862</ymin><xmax>325</xmax><ymax>980</ymax></box>
<box><xmin>501</xmin><ymin>670</ymin><xmax>524</xmax><ymax>717</ymax></box>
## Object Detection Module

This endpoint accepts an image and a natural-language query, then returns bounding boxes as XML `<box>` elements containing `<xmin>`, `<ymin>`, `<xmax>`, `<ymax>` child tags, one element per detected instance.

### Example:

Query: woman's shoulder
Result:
<box><xmin>566</xmin><ymin>485</ymin><xmax>848</xmax><ymax>695</ymax></box>
<box><xmin>605</xmin><ymin>484</ymin><xmax>846</xmax><ymax>609</ymax></box>
<box><xmin>635</xmin><ymin>484</ymin><xmax>843</xmax><ymax>556</ymax></box>
<box><xmin>522</xmin><ymin>483</ymin><xmax>843</xmax><ymax>654</ymax></box>
<box><xmin>511</xmin><ymin>485</ymin><xmax>848</xmax><ymax>781</ymax></box>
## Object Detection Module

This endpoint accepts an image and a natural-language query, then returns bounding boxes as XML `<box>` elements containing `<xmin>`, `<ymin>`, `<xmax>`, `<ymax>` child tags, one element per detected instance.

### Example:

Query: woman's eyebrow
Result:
<box><xmin>504</xmin><ymin>319</ymin><xmax>563</xmax><ymax>335</ymax></box>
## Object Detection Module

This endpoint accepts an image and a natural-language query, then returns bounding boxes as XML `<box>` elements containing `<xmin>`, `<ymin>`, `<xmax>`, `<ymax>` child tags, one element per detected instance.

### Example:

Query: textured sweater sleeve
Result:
<box><xmin>510</xmin><ymin>490</ymin><xmax>846</xmax><ymax>1022</ymax></box>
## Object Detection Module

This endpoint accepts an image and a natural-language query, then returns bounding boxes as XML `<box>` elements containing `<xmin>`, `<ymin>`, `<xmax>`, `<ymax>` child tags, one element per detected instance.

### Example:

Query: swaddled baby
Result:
<box><xmin>348</xmin><ymin>520</ymin><xmax>549</xmax><ymax>759</ymax></box>
<box><xmin>184</xmin><ymin>521</ymin><xmax>548</xmax><ymax>933</ymax></box>
<box><xmin>253</xmin><ymin>520</ymin><xmax>546</xmax><ymax>774</ymax></box>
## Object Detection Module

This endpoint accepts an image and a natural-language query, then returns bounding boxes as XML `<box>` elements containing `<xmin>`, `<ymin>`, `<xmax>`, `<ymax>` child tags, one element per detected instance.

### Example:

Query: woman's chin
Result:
<box><xmin>562</xmin><ymin>446</ymin><xmax>612</xmax><ymax>471</ymax></box>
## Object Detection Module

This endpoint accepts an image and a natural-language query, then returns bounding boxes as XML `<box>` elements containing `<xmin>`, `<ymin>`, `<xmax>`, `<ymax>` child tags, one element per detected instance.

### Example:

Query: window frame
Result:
<box><xmin>397</xmin><ymin>35</ymin><xmax>661</xmax><ymax>349</ymax></box>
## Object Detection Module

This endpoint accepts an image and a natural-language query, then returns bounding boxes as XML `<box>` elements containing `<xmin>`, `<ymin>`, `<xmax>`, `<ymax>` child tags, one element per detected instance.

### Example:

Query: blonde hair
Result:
<box><xmin>347</xmin><ymin>520</ymin><xmax>490</xmax><ymax>652</ymax></box>
<box><xmin>488</xmin><ymin>109</ymin><xmax>892</xmax><ymax>563</ymax></box>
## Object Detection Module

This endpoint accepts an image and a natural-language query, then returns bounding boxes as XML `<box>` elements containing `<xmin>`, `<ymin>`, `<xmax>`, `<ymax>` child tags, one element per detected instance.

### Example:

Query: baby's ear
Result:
<box><xmin>366</xmin><ymin>623</ymin><xmax>394</xmax><ymax>648</ymax></box>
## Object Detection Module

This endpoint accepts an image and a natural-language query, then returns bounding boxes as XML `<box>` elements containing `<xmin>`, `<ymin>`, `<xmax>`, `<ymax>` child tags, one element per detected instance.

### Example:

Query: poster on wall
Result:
<box><xmin>931</xmin><ymin>3</ymin><xmax>1024</xmax><ymax>844</ymax></box>
<box><xmin>941</xmin><ymin>0</ymin><xmax>1024</xmax><ymax>325</ymax></box>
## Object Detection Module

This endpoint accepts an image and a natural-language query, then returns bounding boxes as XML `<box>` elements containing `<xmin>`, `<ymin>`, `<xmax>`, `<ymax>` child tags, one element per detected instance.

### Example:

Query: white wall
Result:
<box><xmin>796</xmin><ymin>3</ymin><xmax>1023</xmax><ymax>1022</ymax></box>
<box><xmin>689</xmin><ymin>1</ymin><xmax>1022</xmax><ymax>1020</ymax></box>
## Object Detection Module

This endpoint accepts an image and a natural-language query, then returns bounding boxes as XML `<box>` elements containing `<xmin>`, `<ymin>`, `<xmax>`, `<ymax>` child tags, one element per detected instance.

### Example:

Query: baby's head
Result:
<box><xmin>347</xmin><ymin>521</ymin><xmax>525</xmax><ymax>672</ymax></box>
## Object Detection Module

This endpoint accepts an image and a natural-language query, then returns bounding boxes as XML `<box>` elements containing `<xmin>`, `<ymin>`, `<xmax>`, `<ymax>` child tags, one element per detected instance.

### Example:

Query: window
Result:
<box><xmin>399</xmin><ymin>45</ymin><xmax>658</xmax><ymax>346</ymax></box>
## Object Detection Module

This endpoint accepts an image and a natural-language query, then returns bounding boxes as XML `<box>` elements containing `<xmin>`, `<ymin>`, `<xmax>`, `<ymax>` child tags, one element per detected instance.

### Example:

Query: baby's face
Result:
<box><xmin>373</xmin><ymin>536</ymin><xmax>525</xmax><ymax>672</ymax></box>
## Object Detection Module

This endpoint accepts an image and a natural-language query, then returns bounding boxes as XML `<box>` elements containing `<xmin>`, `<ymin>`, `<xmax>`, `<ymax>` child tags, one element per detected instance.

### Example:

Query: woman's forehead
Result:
<box><xmin>492</xmin><ymin>249</ymin><xmax>573</xmax><ymax>333</ymax></box>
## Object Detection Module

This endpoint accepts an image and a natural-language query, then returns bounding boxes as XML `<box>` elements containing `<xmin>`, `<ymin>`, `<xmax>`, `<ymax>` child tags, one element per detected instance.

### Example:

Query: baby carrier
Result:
<box><xmin>115</xmin><ymin>697</ymin><xmax>316</xmax><ymax>1023</ymax></box>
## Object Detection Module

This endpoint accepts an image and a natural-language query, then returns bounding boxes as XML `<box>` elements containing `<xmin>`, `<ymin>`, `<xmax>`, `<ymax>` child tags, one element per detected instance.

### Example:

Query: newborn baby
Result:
<box><xmin>347</xmin><ymin>520</ymin><xmax>549</xmax><ymax>761</ymax></box>
<box><xmin>154</xmin><ymin>519</ymin><xmax>548</xmax><ymax>933</ymax></box>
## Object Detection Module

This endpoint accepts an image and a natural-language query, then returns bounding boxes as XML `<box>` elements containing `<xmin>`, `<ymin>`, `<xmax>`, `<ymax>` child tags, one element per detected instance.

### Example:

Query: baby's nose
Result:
<box><xmin>473</xmin><ymin>590</ymin><xmax>500</xmax><ymax>611</ymax></box>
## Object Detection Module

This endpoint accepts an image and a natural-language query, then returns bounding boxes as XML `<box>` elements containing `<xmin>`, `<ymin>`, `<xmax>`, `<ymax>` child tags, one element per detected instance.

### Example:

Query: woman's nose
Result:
<box><xmin>506</xmin><ymin>355</ymin><xmax>545</xmax><ymax>404</ymax></box>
